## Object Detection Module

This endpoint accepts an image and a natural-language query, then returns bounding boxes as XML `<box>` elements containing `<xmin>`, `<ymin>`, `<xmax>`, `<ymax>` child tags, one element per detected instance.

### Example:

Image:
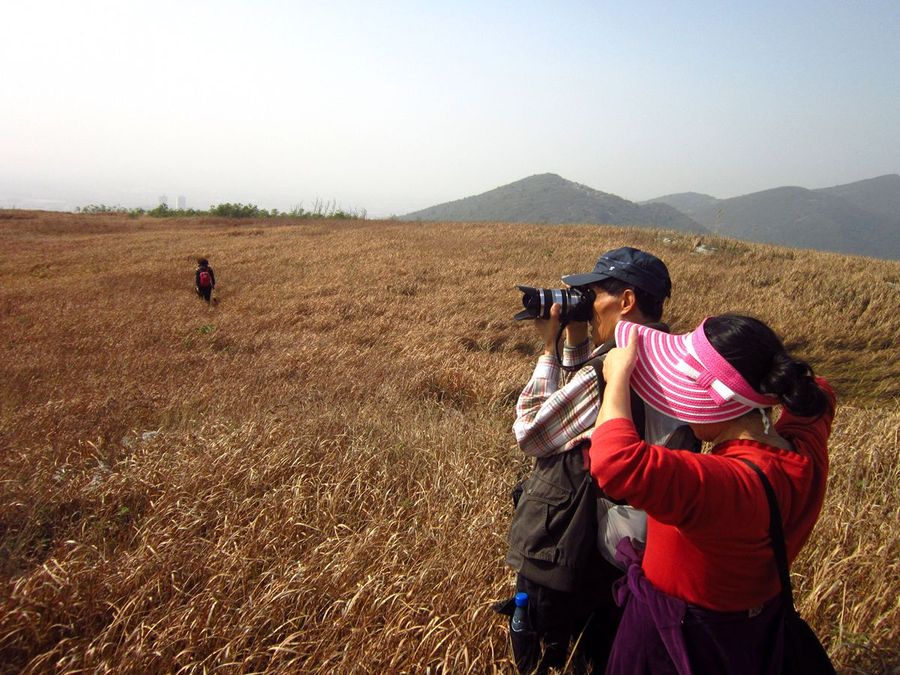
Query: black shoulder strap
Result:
<box><xmin>629</xmin><ymin>390</ymin><xmax>646</xmax><ymax>441</ymax></box>
<box><xmin>588</xmin><ymin>343</ymin><xmax>646</xmax><ymax>441</ymax></box>
<box><xmin>737</xmin><ymin>458</ymin><xmax>796</xmax><ymax>612</ymax></box>
<box><xmin>587</xmin><ymin>342</ymin><xmax>613</xmax><ymax>402</ymax></box>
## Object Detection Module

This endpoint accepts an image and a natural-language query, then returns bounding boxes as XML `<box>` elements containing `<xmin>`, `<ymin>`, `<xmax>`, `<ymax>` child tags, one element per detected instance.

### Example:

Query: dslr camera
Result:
<box><xmin>514</xmin><ymin>285</ymin><xmax>595</xmax><ymax>323</ymax></box>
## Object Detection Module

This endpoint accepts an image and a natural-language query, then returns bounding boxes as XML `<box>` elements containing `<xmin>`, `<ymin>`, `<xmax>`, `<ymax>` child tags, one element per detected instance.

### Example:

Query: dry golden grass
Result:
<box><xmin>0</xmin><ymin>210</ymin><xmax>898</xmax><ymax>673</ymax></box>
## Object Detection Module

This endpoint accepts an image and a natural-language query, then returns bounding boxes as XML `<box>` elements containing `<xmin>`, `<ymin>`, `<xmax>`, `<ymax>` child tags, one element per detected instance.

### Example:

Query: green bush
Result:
<box><xmin>209</xmin><ymin>203</ymin><xmax>268</xmax><ymax>218</ymax></box>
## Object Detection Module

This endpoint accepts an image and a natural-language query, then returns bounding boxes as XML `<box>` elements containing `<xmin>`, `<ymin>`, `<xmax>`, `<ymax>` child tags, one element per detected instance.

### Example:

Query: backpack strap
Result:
<box><xmin>587</xmin><ymin>340</ymin><xmax>646</xmax><ymax>440</ymax></box>
<box><xmin>736</xmin><ymin>458</ymin><xmax>796</xmax><ymax>613</ymax></box>
<box><xmin>629</xmin><ymin>390</ymin><xmax>646</xmax><ymax>443</ymax></box>
<box><xmin>587</xmin><ymin>343</ymin><xmax>611</xmax><ymax>405</ymax></box>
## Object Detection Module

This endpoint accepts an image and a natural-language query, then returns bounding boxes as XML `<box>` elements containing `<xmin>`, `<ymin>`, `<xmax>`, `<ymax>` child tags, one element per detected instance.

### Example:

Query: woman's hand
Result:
<box><xmin>534</xmin><ymin>303</ymin><xmax>563</xmax><ymax>356</ymax></box>
<box><xmin>596</xmin><ymin>325</ymin><xmax>639</xmax><ymax>426</ymax></box>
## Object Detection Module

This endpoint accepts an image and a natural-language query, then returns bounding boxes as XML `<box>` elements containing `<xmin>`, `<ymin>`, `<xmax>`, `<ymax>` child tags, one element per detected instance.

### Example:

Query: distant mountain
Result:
<box><xmin>645</xmin><ymin>174</ymin><xmax>900</xmax><ymax>259</ymax></box>
<box><xmin>816</xmin><ymin>174</ymin><xmax>900</xmax><ymax>222</ymax></box>
<box><xmin>641</xmin><ymin>191</ymin><xmax>719</xmax><ymax>215</ymax></box>
<box><xmin>402</xmin><ymin>174</ymin><xmax>707</xmax><ymax>233</ymax></box>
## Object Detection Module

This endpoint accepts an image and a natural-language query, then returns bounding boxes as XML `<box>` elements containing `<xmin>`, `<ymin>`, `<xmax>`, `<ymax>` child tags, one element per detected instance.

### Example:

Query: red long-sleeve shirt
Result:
<box><xmin>589</xmin><ymin>379</ymin><xmax>835</xmax><ymax>611</ymax></box>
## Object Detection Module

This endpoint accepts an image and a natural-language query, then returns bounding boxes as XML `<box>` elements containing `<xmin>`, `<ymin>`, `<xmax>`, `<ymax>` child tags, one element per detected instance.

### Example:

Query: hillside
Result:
<box><xmin>641</xmin><ymin>191</ymin><xmax>719</xmax><ymax>214</ymax></box>
<box><xmin>403</xmin><ymin>173</ymin><xmax>707</xmax><ymax>233</ymax></box>
<box><xmin>1</xmin><ymin>211</ymin><xmax>898</xmax><ymax>672</ymax></box>
<box><xmin>687</xmin><ymin>186</ymin><xmax>899</xmax><ymax>257</ymax></box>
<box><xmin>816</xmin><ymin>173</ymin><xmax>900</xmax><ymax>221</ymax></box>
<box><xmin>645</xmin><ymin>175</ymin><xmax>900</xmax><ymax>259</ymax></box>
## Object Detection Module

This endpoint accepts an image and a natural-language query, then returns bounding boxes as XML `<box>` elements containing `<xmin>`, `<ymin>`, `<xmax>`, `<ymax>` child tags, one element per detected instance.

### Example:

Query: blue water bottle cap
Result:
<box><xmin>514</xmin><ymin>592</ymin><xmax>528</xmax><ymax>607</ymax></box>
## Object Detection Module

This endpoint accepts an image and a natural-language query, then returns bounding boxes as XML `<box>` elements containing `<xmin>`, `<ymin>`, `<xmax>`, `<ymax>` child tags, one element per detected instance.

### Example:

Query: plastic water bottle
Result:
<box><xmin>510</xmin><ymin>592</ymin><xmax>530</xmax><ymax>632</ymax></box>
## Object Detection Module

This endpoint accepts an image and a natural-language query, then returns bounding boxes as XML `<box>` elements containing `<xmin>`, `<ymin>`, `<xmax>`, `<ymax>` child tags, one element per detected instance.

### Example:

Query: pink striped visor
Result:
<box><xmin>615</xmin><ymin>319</ymin><xmax>779</xmax><ymax>424</ymax></box>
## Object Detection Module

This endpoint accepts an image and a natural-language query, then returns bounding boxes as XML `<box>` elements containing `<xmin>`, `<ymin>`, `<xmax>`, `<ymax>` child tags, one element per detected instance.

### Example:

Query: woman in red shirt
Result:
<box><xmin>589</xmin><ymin>314</ymin><xmax>835</xmax><ymax>674</ymax></box>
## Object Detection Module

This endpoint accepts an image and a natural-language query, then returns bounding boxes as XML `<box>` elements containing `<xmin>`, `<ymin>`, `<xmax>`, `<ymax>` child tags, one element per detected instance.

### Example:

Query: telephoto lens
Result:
<box><xmin>514</xmin><ymin>285</ymin><xmax>594</xmax><ymax>322</ymax></box>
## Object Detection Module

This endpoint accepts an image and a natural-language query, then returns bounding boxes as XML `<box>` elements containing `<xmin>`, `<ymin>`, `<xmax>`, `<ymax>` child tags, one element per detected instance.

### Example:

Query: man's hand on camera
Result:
<box><xmin>534</xmin><ymin>303</ymin><xmax>563</xmax><ymax>356</ymax></box>
<box><xmin>559</xmin><ymin>281</ymin><xmax>589</xmax><ymax>347</ymax></box>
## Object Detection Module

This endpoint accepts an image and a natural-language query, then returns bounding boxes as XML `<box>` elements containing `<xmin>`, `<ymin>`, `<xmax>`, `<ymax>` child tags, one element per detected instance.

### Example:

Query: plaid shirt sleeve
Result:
<box><xmin>513</xmin><ymin>340</ymin><xmax>602</xmax><ymax>457</ymax></box>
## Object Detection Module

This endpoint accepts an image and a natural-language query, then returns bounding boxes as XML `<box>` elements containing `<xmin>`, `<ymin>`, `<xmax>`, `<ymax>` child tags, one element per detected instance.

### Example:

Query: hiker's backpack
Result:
<box><xmin>198</xmin><ymin>269</ymin><xmax>212</xmax><ymax>289</ymax></box>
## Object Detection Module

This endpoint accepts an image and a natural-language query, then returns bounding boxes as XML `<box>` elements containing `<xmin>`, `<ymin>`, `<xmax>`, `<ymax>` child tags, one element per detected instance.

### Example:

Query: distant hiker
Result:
<box><xmin>591</xmin><ymin>315</ymin><xmax>835</xmax><ymax>674</ymax></box>
<box><xmin>195</xmin><ymin>257</ymin><xmax>216</xmax><ymax>303</ymax></box>
<box><xmin>501</xmin><ymin>247</ymin><xmax>698</xmax><ymax>674</ymax></box>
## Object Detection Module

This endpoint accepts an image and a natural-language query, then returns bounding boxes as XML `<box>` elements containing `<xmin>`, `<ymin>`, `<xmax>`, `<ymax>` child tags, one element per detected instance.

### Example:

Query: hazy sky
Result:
<box><xmin>3</xmin><ymin>0</ymin><xmax>899</xmax><ymax>215</ymax></box>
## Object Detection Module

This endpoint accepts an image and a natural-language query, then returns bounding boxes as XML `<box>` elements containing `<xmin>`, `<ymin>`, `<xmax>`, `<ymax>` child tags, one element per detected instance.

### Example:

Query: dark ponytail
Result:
<box><xmin>704</xmin><ymin>315</ymin><xmax>828</xmax><ymax>418</ymax></box>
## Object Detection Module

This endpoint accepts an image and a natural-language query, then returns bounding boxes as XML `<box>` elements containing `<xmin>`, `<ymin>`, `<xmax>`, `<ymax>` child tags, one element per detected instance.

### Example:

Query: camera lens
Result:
<box><xmin>514</xmin><ymin>286</ymin><xmax>593</xmax><ymax>322</ymax></box>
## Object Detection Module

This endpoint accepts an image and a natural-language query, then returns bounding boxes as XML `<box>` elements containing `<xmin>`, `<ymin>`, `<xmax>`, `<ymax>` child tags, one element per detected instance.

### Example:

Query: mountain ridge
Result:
<box><xmin>402</xmin><ymin>173</ymin><xmax>707</xmax><ymax>234</ymax></box>
<box><xmin>404</xmin><ymin>173</ymin><xmax>899</xmax><ymax>259</ymax></box>
<box><xmin>643</xmin><ymin>174</ymin><xmax>900</xmax><ymax>259</ymax></box>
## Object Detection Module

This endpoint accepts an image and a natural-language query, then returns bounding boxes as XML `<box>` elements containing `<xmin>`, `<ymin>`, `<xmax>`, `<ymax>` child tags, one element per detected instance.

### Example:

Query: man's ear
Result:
<box><xmin>620</xmin><ymin>288</ymin><xmax>637</xmax><ymax>314</ymax></box>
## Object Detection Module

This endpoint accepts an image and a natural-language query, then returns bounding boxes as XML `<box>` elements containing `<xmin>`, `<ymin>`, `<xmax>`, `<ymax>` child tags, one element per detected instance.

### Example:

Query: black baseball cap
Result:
<box><xmin>561</xmin><ymin>247</ymin><xmax>672</xmax><ymax>299</ymax></box>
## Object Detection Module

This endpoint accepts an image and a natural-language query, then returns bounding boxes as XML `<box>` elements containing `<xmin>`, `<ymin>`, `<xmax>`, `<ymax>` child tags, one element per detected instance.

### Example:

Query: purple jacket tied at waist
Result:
<box><xmin>606</xmin><ymin>538</ymin><xmax>785</xmax><ymax>675</ymax></box>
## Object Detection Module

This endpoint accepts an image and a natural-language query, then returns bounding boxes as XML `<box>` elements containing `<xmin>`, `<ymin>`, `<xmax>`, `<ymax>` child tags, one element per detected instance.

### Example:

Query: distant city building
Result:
<box><xmin>176</xmin><ymin>195</ymin><xmax>186</xmax><ymax>210</ymax></box>
<box><xmin>159</xmin><ymin>195</ymin><xmax>168</xmax><ymax>207</ymax></box>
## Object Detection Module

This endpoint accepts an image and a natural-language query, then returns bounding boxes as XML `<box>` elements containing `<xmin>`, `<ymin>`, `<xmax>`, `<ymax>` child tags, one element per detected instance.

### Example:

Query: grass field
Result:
<box><xmin>1</xmin><ymin>210</ymin><xmax>898</xmax><ymax>673</ymax></box>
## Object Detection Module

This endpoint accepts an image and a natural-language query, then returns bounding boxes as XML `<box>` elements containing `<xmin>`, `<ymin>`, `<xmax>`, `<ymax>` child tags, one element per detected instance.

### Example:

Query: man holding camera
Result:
<box><xmin>504</xmin><ymin>246</ymin><xmax>697</xmax><ymax>674</ymax></box>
